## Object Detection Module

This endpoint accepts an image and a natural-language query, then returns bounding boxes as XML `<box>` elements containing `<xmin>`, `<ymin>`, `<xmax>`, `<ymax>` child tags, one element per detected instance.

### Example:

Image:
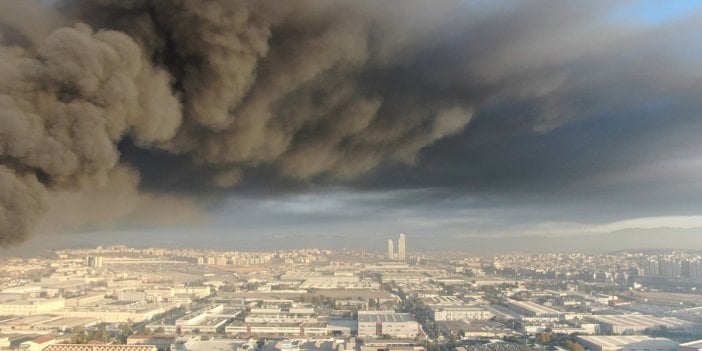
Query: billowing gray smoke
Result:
<box><xmin>0</xmin><ymin>0</ymin><xmax>476</xmax><ymax>245</ymax></box>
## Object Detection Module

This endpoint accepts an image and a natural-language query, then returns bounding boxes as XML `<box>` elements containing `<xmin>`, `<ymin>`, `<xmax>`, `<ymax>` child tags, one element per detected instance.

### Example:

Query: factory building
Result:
<box><xmin>357</xmin><ymin>312</ymin><xmax>419</xmax><ymax>338</ymax></box>
<box><xmin>577</xmin><ymin>336</ymin><xmax>678</xmax><ymax>351</ymax></box>
<box><xmin>585</xmin><ymin>315</ymin><xmax>690</xmax><ymax>335</ymax></box>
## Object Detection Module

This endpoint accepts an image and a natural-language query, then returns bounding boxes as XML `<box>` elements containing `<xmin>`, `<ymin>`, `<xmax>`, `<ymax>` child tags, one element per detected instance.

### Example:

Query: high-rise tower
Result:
<box><xmin>387</xmin><ymin>239</ymin><xmax>394</xmax><ymax>260</ymax></box>
<box><xmin>398</xmin><ymin>233</ymin><xmax>406</xmax><ymax>261</ymax></box>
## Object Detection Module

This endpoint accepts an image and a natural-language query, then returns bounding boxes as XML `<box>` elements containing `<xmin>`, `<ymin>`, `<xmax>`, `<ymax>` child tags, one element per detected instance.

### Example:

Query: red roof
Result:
<box><xmin>30</xmin><ymin>335</ymin><xmax>57</xmax><ymax>344</ymax></box>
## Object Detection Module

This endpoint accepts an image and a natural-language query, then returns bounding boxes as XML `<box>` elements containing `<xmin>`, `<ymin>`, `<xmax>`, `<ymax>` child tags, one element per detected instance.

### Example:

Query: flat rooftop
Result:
<box><xmin>192</xmin><ymin>317</ymin><xmax>228</xmax><ymax>327</ymax></box>
<box><xmin>327</xmin><ymin>318</ymin><xmax>356</xmax><ymax>329</ymax></box>
<box><xmin>578</xmin><ymin>336</ymin><xmax>677</xmax><ymax>349</ymax></box>
<box><xmin>181</xmin><ymin>340</ymin><xmax>247</xmax><ymax>351</ymax></box>
<box><xmin>39</xmin><ymin>317</ymin><xmax>97</xmax><ymax>328</ymax></box>
<box><xmin>280</xmin><ymin>272</ymin><xmax>322</xmax><ymax>279</ymax></box>
<box><xmin>228</xmin><ymin>321</ymin><xmax>327</xmax><ymax>328</ymax></box>
<box><xmin>422</xmin><ymin>296</ymin><xmax>464</xmax><ymax>305</ymax></box>
<box><xmin>358</xmin><ymin>312</ymin><xmax>415</xmax><ymax>323</ymax></box>
<box><xmin>483</xmin><ymin>305</ymin><xmax>521</xmax><ymax>319</ymax></box>
<box><xmin>587</xmin><ymin>314</ymin><xmax>689</xmax><ymax>327</ymax></box>
<box><xmin>438</xmin><ymin>306</ymin><xmax>487</xmax><ymax>311</ymax></box>
<box><xmin>507</xmin><ymin>300</ymin><xmax>560</xmax><ymax>315</ymax></box>
<box><xmin>1</xmin><ymin>315</ymin><xmax>59</xmax><ymax>325</ymax></box>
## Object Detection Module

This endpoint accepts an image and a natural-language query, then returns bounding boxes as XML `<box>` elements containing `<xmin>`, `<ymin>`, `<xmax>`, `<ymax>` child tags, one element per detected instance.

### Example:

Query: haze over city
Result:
<box><xmin>2</xmin><ymin>0</ymin><xmax>702</xmax><ymax>254</ymax></box>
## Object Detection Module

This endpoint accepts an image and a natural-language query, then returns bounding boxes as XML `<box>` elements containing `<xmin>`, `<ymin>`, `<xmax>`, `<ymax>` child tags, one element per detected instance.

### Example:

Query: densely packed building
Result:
<box><xmin>1</xmin><ymin>245</ymin><xmax>701</xmax><ymax>351</ymax></box>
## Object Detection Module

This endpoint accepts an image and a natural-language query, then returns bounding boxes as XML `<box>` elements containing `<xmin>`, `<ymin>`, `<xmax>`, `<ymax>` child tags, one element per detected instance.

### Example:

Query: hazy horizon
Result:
<box><xmin>4</xmin><ymin>227</ymin><xmax>702</xmax><ymax>258</ymax></box>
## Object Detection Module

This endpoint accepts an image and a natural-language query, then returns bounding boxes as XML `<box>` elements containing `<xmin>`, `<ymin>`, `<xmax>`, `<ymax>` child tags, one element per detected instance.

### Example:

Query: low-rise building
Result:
<box><xmin>585</xmin><ymin>315</ymin><xmax>690</xmax><ymax>335</ymax></box>
<box><xmin>62</xmin><ymin>301</ymin><xmax>181</xmax><ymax>323</ymax></box>
<box><xmin>0</xmin><ymin>298</ymin><xmax>65</xmax><ymax>316</ymax></box>
<box><xmin>147</xmin><ymin>305</ymin><xmax>239</xmax><ymax>334</ymax></box>
<box><xmin>505</xmin><ymin>299</ymin><xmax>561</xmax><ymax>320</ymax></box>
<box><xmin>577</xmin><ymin>336</ymin><xmax>678</xmax><ymax>351</ymax></box>
<box><xmin>357</xmin><ymin>312</ymin><xmax>419</xmax><ymax>338</ymax></box>
<box><xmin>19</xmin><ymin>334</ymin><xmax>58</xmax><ymax>351</ymax></box>
<box><xmin>64</xmin><ymin>294</ymin><xmax>105</xmax><ymax>307</ymax></box>
<box><xmin>225</xmin><ymin>322</ymin><xmax>328</xmax><ymax>337</ymax></box>
<box><xmin>432</xmin><ymin>306</ymin><xmax>493</xmax><ymax>321</ymax></box>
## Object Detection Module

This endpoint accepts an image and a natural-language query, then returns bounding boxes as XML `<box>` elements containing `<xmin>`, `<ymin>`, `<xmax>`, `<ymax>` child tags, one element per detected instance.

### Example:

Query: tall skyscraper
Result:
<box><xmin>643</xmin><ymin>260</ymin><xmax>659</xmax><ymax>277</ymax></box>
<box><xmin>85</xmin><ymin>256</ymin><xmax>103</xmax><ymax>268</ymax></box>
<box><xmin>398</xmin><ymin>233</ymin><xmax>406</xmax><ymax>261</ymax></box>
<box><xmin>387</xmin><ymin>239</ymin><xmax>394</xmax><ymax>260</ymax></box>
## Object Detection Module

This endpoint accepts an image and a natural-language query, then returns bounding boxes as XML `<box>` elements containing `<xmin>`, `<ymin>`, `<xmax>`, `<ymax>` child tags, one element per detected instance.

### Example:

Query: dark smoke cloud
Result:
<box><xmin>0</xmin><ymin>0</ymin><xmax>477</xmax><ymax>245</ymax></box>
<box><xmin>2</xmin><ymin>0</ymin><xmax>700</xmax><ymax>247</ymax></box>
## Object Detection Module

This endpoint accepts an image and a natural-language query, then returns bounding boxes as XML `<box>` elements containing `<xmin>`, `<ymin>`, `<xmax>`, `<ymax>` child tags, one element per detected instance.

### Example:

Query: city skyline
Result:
<box><xmin>5</xmin><ymin>226</ymin><xmax>702</xmax><ymax>257</ymax></box>
<box><xmin>5</xmin><ymin>227</ymin><xmax>702</xmax><ymax>259</ymax></box>
<box><xmin>1</xmin><ymin>1</ymin><xmax>702</xmax><ymax>253</ymax></box>
<box><xmin>1</xmin><ymin>244</ymin><xmax>700</xmax><ymax>346</ymax></box>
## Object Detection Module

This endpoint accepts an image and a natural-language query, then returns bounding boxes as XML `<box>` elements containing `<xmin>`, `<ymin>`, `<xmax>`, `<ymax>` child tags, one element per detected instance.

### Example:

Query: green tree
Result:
<box><xmin>92</xmin><ymin>325</ymin><xmax>109</xmax><ymax>342</ymax></box>
<box><xmin>118</xmin><ymin>321</ymin><xmax>134</xmax><ymax>344</ymax></box>
<box><xmin>368</xmin><ymin>299</ymin><xmax>377</xmax><ymax>308</ymax></box>
<box><xmin>70</xmin><ymin>326</ymin><xmax>88</xmax><ymax>344</ymax></box>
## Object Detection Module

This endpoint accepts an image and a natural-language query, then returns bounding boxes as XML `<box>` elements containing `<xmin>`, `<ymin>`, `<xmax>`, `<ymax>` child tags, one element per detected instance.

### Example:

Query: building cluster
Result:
<box><xmin>1</xmin><ymin>243</ymin><xmax>701</xmax><ymax>351</ymax></box>
<box><xmin>387</xmin><ymin>234</ymin><xmax>407</xmax><ymax>261</ymax></box>
<box><xmin>491</xmin><ymin>252</ymin><xmax>702</xmax><ymax>283</ymax></box>
<box><xmin>641</xmin><ymin>256</ymin><xmax>702</xmax><ymax>279</ymax></box>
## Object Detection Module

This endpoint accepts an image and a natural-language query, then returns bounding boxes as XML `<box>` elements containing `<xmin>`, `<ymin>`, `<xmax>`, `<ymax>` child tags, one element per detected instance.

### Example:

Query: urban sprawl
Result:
<box><xmin>1</xmin><ymin>235</ymin><xmax>702</xmax><ymax>351</ymax></box>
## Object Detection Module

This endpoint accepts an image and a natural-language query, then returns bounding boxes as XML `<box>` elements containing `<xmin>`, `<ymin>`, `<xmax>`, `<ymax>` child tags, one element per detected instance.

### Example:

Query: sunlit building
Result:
<box><xmin>387</xmin><ymin>240</ymin><xmax>394</xmax><ymax>260</ymax></box>
<box><xmin>398</xmin><ymin>234</ymin><xmax>406</xmax><ymax>261</ymax></box>
<box><xmin>357</xmin><ymin>311</ymin><xmax>419</xmax><ymax>338</ymax></box>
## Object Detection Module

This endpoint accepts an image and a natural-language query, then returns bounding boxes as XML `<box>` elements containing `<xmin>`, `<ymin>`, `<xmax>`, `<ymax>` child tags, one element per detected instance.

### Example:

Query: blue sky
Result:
<box><xmin>610</xmin><ymin>0</ymin><xmax>702</xmax><ymax>24</ymax></box>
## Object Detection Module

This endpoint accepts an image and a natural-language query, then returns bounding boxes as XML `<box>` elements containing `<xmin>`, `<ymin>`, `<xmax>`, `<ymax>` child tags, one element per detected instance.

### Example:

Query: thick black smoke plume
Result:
<box><xmin>0</xmin><ymin>0</ymin><xmax>476</xmax><ymax>245</ymax></box>
<box><xmin>4</xmin><ymin>0</ymin><xmax>696</xmax><ymax>246</ymax></box>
